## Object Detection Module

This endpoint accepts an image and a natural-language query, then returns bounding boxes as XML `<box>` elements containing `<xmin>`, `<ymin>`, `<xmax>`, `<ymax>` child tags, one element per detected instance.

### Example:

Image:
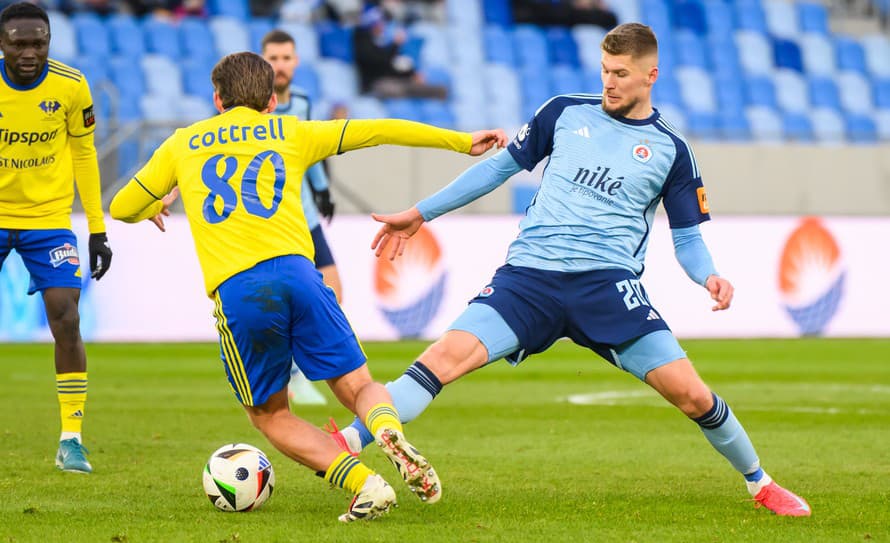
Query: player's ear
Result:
<box><xmin>647</xmin><ymin>65</ymin><xmax>658</xmax><ymax>87</ymax></box>
<box><xmin>212</xmin><ymin>92</ymin><xmax>225</xmax><ymax>114</ymax></box>
<box><xmin>264</xmin><ymin>92</ymin><xmax>278</xmax><ymax>113</ymax></box>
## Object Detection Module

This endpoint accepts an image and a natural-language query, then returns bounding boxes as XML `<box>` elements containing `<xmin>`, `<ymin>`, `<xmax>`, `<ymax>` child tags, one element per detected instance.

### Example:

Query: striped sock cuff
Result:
<box><xmin>56</xmin><ymin>372</ymin><xmax>88</xmax><ymax>394</ymax></box>
<box><xmin>405</xmin><ymin>361</ymin><xmax>443</xmax><ymax>397</ymax></box>
<box><xmin>693</xmin><ymin>392</ymin><xmax>730</xmax><ymax>429</ymax></box>
<box><xmin>324</xmin><ymin>452</ymin><xmax>362</xmax><ymax>489</ymax></box>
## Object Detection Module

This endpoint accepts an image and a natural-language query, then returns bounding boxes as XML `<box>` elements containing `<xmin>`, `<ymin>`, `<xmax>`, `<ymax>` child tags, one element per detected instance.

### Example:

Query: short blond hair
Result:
<box><xmin>601</xmin><ymin>23</ymin><xmax>658</xmax><ymax>59</ymax></box>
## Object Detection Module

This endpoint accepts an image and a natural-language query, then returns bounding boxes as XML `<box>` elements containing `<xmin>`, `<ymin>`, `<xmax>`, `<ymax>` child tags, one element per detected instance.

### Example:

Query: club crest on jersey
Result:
<box><xmin>38</xmin><ymin>99</ymin><xmax>61</xmax><ymax>115</ymax></box>
<box><xmin>632</xmin><ymin>143</ymin><xmax>652</xmax><ymax>163</ymax></box>
<box><xmin>48</xmin><ymin>243</ymin><xmax>79</xmax><ymax>268</ymax></box>
<box><xmin>478</xmin><ymin>286</ymin><xmax>495</xmax><ymax>298</ymax></box>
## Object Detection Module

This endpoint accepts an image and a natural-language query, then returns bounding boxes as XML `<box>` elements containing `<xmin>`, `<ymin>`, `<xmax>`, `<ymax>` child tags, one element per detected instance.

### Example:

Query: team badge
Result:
<box><xmin>38</xmin><ymin>99</ymin><xmax>61</xmax><ymax>115</ymax></box>
<box><xmin>632</xmin><ymin>143</ymin><xmax>652</xmax><ymax>163</ymax></box>
<box><xmin>478</xmin><ymin>286</ymin><xmax>495</xmax><ymax>298</ymax></box>
<box><xmin>48</xmin><ymin>243</ymin><xmax>79</xmax><ymax>268</ymax></box>
<box><xmin>82</xmin><ymin>105</ymin><xmax>95</xmax><ymax>128</ymax></box>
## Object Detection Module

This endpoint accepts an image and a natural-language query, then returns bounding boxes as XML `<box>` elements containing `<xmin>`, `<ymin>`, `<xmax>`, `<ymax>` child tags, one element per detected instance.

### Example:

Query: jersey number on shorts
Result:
<box><xmin>616</xmin><ymin>279</ymin><xmax>651</xmax><ymax>311</ymax></box>
<box><xmin>201</xmin><ymin>151</ymin><xmax>286</xmax><ymax>224</ymax></box>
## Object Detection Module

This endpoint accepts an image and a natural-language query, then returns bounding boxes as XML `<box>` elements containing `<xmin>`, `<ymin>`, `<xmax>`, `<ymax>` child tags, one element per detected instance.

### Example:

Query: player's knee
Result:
<box><xmin>46</xmin><ymin>305</ymin><xmax>81</xmax><ymax>343</ymax></box>
<box><xmin>419</xmin><ymin>334</ymin><xmax>484</xmax><ymax>385</ymax></box>
<box><xmin>678</xmin><ymin>386</ymin><xmax>714</xmax><ymax>418</ymax></box>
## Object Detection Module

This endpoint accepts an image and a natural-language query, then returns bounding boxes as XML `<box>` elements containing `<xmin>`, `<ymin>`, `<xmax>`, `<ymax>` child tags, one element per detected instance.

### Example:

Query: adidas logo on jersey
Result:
<box><xmin>646</xmin><ymin>309</ymin><xmax>660</xmax><ymax>320</ymax></box>
<box><xmin>573</xmin><ymin>126</ymin><xmax>591</xmax><ymax>138</ymax></box>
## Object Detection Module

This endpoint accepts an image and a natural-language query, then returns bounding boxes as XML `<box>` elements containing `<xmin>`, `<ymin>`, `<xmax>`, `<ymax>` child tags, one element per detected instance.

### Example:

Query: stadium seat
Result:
<box><xmin>292</xmin><ymin>64</ymin><xmax>320</xmax><ymax>103</ymax></box>
<box><xmin>640</xmin><ymin>0</ymin><xmax>672</xmax><ymax>40</ymax></box>
<box><xmin>763</xmin><ymin>0</ymin><xmax>799</xmax><ymax>39</ymax></box>
<box><xmin>107</xmin><ymin>14</ymin><xmax>145</xmax><ymax>58</ymax></box>
<box><xmin>446</xmin><ymin>0</ymin><xmax>484</xmax><ymax>30</ymax></box>
<box><xmin>209</xmin><ymin>17</ymin><xmax>250</xmax><ymax>57</ymax></box>
<box><xmin>746</xmin><ymin>105</ymin><xmax>783</xmax><ymax>142</ymax></box>
<box><xmin>653</xmin><ymin>74</ymin><xmax>682</xmax><ymax>107</ymax></box>
<box><xmin>317</xmin><ymin>22</ymin><xmax>354</xmax><ymax>63</ymax></box>
<box><xmin>733</xmin><ymin>1</ymin><xmax>767</xmax><ymax>33</ymax></box>
<box><xmin>48</xmin><ymin>11</ymin><xmax>77</xmax><ymax>61</ymax></box>
<box><xmin>573</xmin><ymin>25</ymin><xmax>607</xmax><ymax>71</ymax></box>
<box><xmin>72</xmin><ymin>55</ymin><xmax>108</xmax><ymax>88</ymax></box>
<box><xmin>143</xmin><ymin>17</ymin><xmax>183</xmax><ymax>59</ymax></box>
<box><xmin>513</xmin><ymin>25</ymin><xmax>549</xmax><ymax>68</ymax></box>
<box><xmin>349</xmin><ymin>96</ymin><xmax>387</xmax><ymax>119</ymax></box>
<box><xmin>519</xmin><ymin>65</ymin><xmax>552</xmax><ymax>111</ymax></box>
<box><xmin>314</xmin><ymin>59</ymin><xmax>358</xmax><ymax>102</ymax></box>
<box><xmin>714</xmin><ymin>81</ymin><xmax>746</xmax><ymax>117</ymax></box>
<box><xmin>720</xmin><ymin>112</ymin><xmax>751</xmax><ymax>141</ymax></box>
<box><xmin>708</xmin><ymin>36</ymin><xmax>742</xmax><ymax>81</ymax></box>
<box><xmin>782</xmin><ymin>112</ymin><xmax>814</xmax><ymax>141</ymax></box>
<box><xmin>772</xmin><ymin>38</ymin><xmax>803</xmax><ymax>72</ymax></box>
<box><xmin>810</xmin><ymin>108</ymin><xmax>845</xmax><ymax>142</ymax></box>
<box><xmin>703</xmin><ymin>1</ymin><xmax>734</xmax><ymax>41</ymax></box>
<box><xmin>744</xmin><ymin>75</ymin><xmax>777</xmax><ymax>108</ymax></box>
<box><xmin>835</xmin><ymin>36</ymin><xmax>867</xmax><ymax>74</ymax></box>
<box><xmin>672</xmin><ymin>0</ymin><xmax>707</xmax><ymax>34</ymax></box>
<box><xmin>773</xmin><ymin>69</ymin><xmax>809</xmax><ymax>113</ymax></box>
<box><xmin>655</xmin><ymin>103</ymin><xmax>688</xmax><ymax>134</ymax></box>
<box><xmin>178</xmin><ymin>95</ymin><xmax>215</xmax><ymax>123</ymax></box>
<box><xmin>861</xmin><ymin>34</ymin><xmax>890</xmax><ymax>78</ymax></box>
<box><xmin>140</xmin><ymin>54</ymin><xmax>184</xmax><ymax>98</ymax></box>
<box><xmin>72</xmin><ymin>13</ymin><xmax>110</xmax><ymax>58</ymax></box>
<box><xmin>423</xmin><ymin>66</ymin><xmax>452</xmax><ymax>94</ymax></box>
<box><xmin>606</xmin><ymin>0</ymin><xmax>640</xmax><ymax>24</ymax></box>
<box><xmin>384</xmin><ymin>98</ymin><xmax>423</xmax><ymax>122</ymax></box>
<box><xmin>483</xmin><ymin>25</ymin><xmax>516</xmax><ymax>65</ymax></box>
<box><xmin>676</xmin><ymin>66</ymin><xmax>716</xmax><ymax>113</ymax></box>
<box><xmin>208</xmin><ymin>0</ymin><xmax>249</xmax><ymax>19</ymax></box>
<box><xmin>482</xmin><ymin>0</ymin><xmax>512</xmax><ymax>27</ymax></box>
<box><xmin>248</xmin><ymin>18</ymin><xmax>275</xmax><ymax>53</ymax></box>
<box><xmin>180</xmin><ymin>57</ymin><xmax>215</xmax><ymax>101</ymax></box>
<box><xmin>875</xmin><ymin>110</ymin><xmax>890</xmax><ymax>140</ymax></box>
<box><xmin>550</xmin><ymin>66</ymin><xmax>585</xmax><ymax>96</ymax></box>
<box><xmin>674</xmin><ymin>30</ymin><xmax>708</xmax><ymax>69</ymax></box>
<box><xmin>547</xmin><ymin>27</ymin><xmax>580</xmax><ymax>68</ymax></box>
<box><xmin>735</xmin><ymin>31</ymin><xmax>774</xmax><ymax>75</ymax></box>
<box><xmin>873</xmin><ymin>78</ymin><xmax>890</xmax><ymax>110</ymax></box>
<box><xmin>140</xmin><ymin>94</ymin><xmax>180</xmax><ymax>122</ymax></box>
<box><xmin>845</xmin><ymin>113</ymin><xmax>878</xmax><ymax>143</ymax></box>
<box><xmin>447</xmin><ymin>24</ymin><xmax>485</xmax><ymax>66</ymax></box>
<box><xmin>808</xmin><ymin>76</ymin><xmax>841</xmax><ymax>111</ymax></box>
<box><xmin>411</xmin><ymin>23</ymin><xmax>450</xmax><ymax>69</ymax></box>
<box><xmin>799</xmin><ymin>33</ymin><xmax>837</xmax><ymax>76</ymax></box>
<box><xmin>180</xmin><ymin>17</ymin><xmax>217</xmax><ymax>60</ymax></box>
<box><xmin>109</xmin><ymin>56</ymin><xmax>146</xmax><ymax>100</ymax></box>
<box><xmin>836</xmin><ymin>71</ymin><xmax>873</xmax><ymax>114</ymax></box>
<box><xmin>684</xmin><ymin>111</ymin><xmax>719</xmax><ymax>140</ymax></box>
<box><xmin>797</xmin><ymin>2</ymin><xmax>829</xmax><ymax>34</ymax></box>
<box><xmin>419</xmin><ymin>100</ymin><xmax>455</xmax><ymax>128</ymax></box>
<box><xmin>278</xmin><ymin>22</ymin><xmax>320</xmax><ymax>63</ymax></box>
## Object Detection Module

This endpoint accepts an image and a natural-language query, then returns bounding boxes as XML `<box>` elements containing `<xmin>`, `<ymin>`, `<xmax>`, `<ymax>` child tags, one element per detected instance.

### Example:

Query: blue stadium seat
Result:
<box><xmin>248</xmin><ymin>18</ymin><xmax>275</xmax><ymax>53</ymax></box>
<box><xmin>608</xmin><ymin>0</ymin><xmax>640</xmax><ymax>24</ymax></box>
<box><xmin>549</xmin><ymin>66</ymin><xmax>584</xmax><ymax>96</ymax></box>
<box><xmin>107</xmin><ymin>14</ymin><xmax>144</xmax><ymax>57</ymax></box>
<box><xmin>349</xmin><ymin>96</ymin><xmax>387</xmax><ymax>119</ymax></box>
<box><xmin>808</xmin><ymin>76</ymin><xmax>841</xmax><ymax>110</ymax></box>
<box><xmin>720</xmin><ymin>112</ymin><xmax>750</xmax><ymax>141</ymax></box>
<box><xmin>141</xmin><ymin>54</ymin><xmax>184</xmax><ymax>97</ymax></box>
<box><xmin>674</xmin><ymin>30</ymin><xmax>708</xmax><ymax>69</ymax></box>
<box><xmin>836</xmin><ymin>71</ymin><xmax>873</xmax><ymax>114</ymax></box>
<box><xmin>639</xmin><ymin>0</ymin><xmax>671</xmax><ymax>39</ymax></box>
<box><xmin>773</xmin><ymin>69</ymin><xmax>809</xmax><ymax>113</ymax></box>
<box><xmin>420</xmin><ymin>100</ymin><xmax>455</xmax><ymax>128</ymax></box>
<box><xmin>714</xmin><ymin>82</ymin><xmax>745</xmax><ymax>117</ymax></box>
<box><xmin>291</xmin><ymin>64</ymin><xmax>320</xmax><ymax>103</ymax></box>
<box><xmin>513</xmin><ymin>25</ymin><xmax>549</xmax><ymax>68</ymax></box>
<box><xmin>708</xmin><ymin>36</ymin><xmax>742</xmax><ymax>81</ymax></box>
<box><xmin>685</xmin><ymin>111</ymin><xmax>720</xmax><ymax>140</ymax></box>
<box><xmin>772</xmin><ymin>38</ymin><xmax>803</xmax><ymax>72</ymax></box>
<box><xmin>178</xmin><ymin>95</ymin><xmax>215</xmax><ymax>123</ymax></box>
<box><xmin>655</xmin><ymin>103</ymin><xmax>688</xmax><ymax>134</ymax></box>
<box><xmin>763</xmin><ymin>0</ymin><xmax>798</xmax><ymax>39</ymax></box>
<box><xmin>48</xmin><ymin>11</ymin><xmax>77</xmax><ymax>61</ymax></box>
<box><xmin>519</xmin><ymin>65</ymin><xmax>551</xmax><ymax>112</ymax></box>
<box><xmin>72</xmin><ymin>55</ymin><xmax>108</xmax><ymax>88</ymax></box>
<box><xmin>845</xmin><ymin>113</ymin><xmax>877</xmax><ymax>143</ymax></box>
<box><xmin>314</xmin><ymin>59</ymin><xmax>358</xmax><ymax>102</ymax></box>
<box><xmin>140</xmin><ymin>94</ymin><xmax>180</xmax><ymax>122</ymax></box>
<box><xmin>652</xmin><ymin>74</ymin><xmax>682</xmax><ymax>107</ymax></box>
<box><xmin>317</xmin><ymin>22</ymin><xmax>354</xmax><ymax>63</ymax></box>
<box><xmin>72</xmin><ymin>13</ymin><xmax>110</xmax><ymax>58</ymax></box>
<box><xmin>109</xmin><ymin>56</ymin><xmax>146</xmax><ymax>100</ymax></box>
<box><xmin>782</xmin><ymin>112</ymin><xmax>813</xmax><ymax>141</ymax></box>
<box><xmin>208</xmin><ymin>0</ymin><xmax>249</xmax><ymax>19</ymax></box>
<box><xmin>703</xmin><ymin>1</ymin><xmax>734</xmax><ymax>41</ymax></box>
<box><xmin>797</xmin><ymin>2</ymin><xmax>829</xmax><ymax>34</ymax></box>
<box><xmin>547</xmin><ymin>27</ymin><xmax>579</xmax><ymax>68</ymax></box>
<box><xmin>875</xmin><ymin>110</ymin><xmax>890</xmax><ymax>140</ymax></box>
<box><xmin>143</xmin><ymin>17</ymin><xmax>182</xmax><ymax>59</ymax></box>
<box><xmin>672</xmin><ymin>0</ymin><xmax>707</xmax><ymax>34</ymax></box>
<box><xmin>735</xmin><ymin>31</ymin><xmax>773</xmax><ymax>75</ymax></box>
<box><xmin>180</xmin><ymin>57</ymin><xmax>215</xmax><ymax>100</ymax></box>
<box><xmin>482</xmin><ymin>0</ymin><xmax>512</xmax><ymax>27</ymax></box>
<box><xmin>861</xmin><ymin>34</ymin><xmax>890</xmax><ymax>78</ymax></box>
<box><xmin>810</xmin><ymin>108</ymin><xmax>845</xmax><ymax>142</ymax></box>
<box><xmin>746</xmin><ymin>105</ymin><xmax>783</xmax><ymax>142</ymax></box>
<box><xmin>447</xmin><ymin>0</ymin><xmax>484</xmax><ymax>30</ymax></box>
<box><xmin>411</xmin><ymin>22</ymin><xmax>450</xmax><ymax>69</ymax></box>
<box><xmin>733</xmin><ymin>1</ymin><xmax>767</xmax><ymax>33</ymax></box>
<box><xmin>573</xmin><ymin>25</ymin><xmax>606</xmax><ymax>70</ymax></box>
<box><xmin>384</xmin><ymin>98</ymin><xmax>423</xmax><ymax>122</ymax></box>
<box><xmin>447</xmin><ymin>25</ymin><xmax>485</xmax><ymax>66</ymax></box>
<box><xmin>835</xmin><ymin>36</ymin><xmax>867</xmax><ymax>74</ymax></box>
<box><xmin>209</xmin><ymin>17</ymin><xmax>250</xmax><ymax>57</ymax></box>
<box><xmin>873</xmin><ymin>78</ymin><xmax>890</xmax><ymax>109</ymax></box>
<box><xmin>483</xmin><ymin>64</ymin><xmax>521</xmax><ymax>113</ymax></box>
<box><xmin>744</xmin><ymin>76</ymin><xmax>777</xmax><ymax>108</ymax></box>
<box><xmin>800</xmin><ymin>33</ymin><xmax>837</xmax><ymax>76</ymax></box>
<box><xmin>423</xmin><ymin>66</ymin><xmax>452</xmax><ymax>94</ymax></box>
<box><xmin>676</xmin><ymin>66</ymin><xmax>716</xmax><ymax>113</ymax></box>
<box><xmin>180</xmin><ymin>17</ymin><xmax>216</xmax><ymax>60</ymax></box>
<box><xmin>278</xmin><ymin>22</ymin><xmax>320</xmax><ymax>63</ymax></box>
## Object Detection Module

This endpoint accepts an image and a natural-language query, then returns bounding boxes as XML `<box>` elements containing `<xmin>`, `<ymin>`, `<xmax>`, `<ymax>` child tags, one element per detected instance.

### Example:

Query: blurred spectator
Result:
<box><xmin>62</xmin><ymin>0</ymin><xmax>120</xmax><ymax>14</ymax></box>
<box><xmin>512</xmin><ymin>0</ymin><xmax>617</xmax><ymax>29</ymax></box>
<box><xmin>353</xmin><ymin>7</ymin><xmax>447</xmax><ymax>99</ymax></box>
<box><xmin>250</xmin><ymin>0</ymin><xmax>286</xmax><ymax>17</ymax></box>
<box><xmin>321</xmin><ymin>0</ymin><xmax>362</xmax><ymax>24</ymax></box>
<box><xmin>171</xmin><ymin>0</ymin><xmax>207</xmax><ymax>17</ymax></box>
<box><xmin>330</xmin><ymin>102</ymin><xmax>350</xmax><ymax>119</ymax></box>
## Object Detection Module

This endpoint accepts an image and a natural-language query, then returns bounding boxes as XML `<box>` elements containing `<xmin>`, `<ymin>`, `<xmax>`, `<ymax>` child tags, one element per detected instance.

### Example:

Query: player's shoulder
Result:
<box><xmin>535</xmin><ymin>93</ymin><xmax>603</xmax><ymax>116</ymax></box>
<box><xmin>650</xmin><ymin>110</ymin><xmax>700</xmax><ymax>173</ymax></box>
<box><xmin>45</xmin><ymin>58</ymin><xmax>85</xmax><ymax>86</ymax></box>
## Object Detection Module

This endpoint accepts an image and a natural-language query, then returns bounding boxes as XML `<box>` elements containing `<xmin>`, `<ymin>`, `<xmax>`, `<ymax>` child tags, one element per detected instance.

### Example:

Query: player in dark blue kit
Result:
<box><xmin>331</xmin><ymin>23</ymin><xmax>811</xmax><ymax>517</ymax></box>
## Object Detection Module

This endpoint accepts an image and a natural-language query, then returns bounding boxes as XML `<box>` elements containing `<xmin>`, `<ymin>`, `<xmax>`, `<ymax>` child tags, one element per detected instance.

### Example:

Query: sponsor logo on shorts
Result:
<box><xmin>49</xmin><ymin>243</ymin><xmax>79</xmax><ymax>268</ymax></box>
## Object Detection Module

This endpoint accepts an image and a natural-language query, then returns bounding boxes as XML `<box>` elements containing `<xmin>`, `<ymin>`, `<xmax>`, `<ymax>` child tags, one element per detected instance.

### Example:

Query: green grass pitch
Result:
<box><xmin>1</xmin><ymin>339</ymin><xmax>888</xmax><ymax>542</ymax></box>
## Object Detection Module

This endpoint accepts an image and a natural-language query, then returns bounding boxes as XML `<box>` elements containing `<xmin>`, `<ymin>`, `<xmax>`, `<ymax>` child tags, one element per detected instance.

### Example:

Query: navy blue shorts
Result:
<box><xmin>213</xmin><ymin>255</ymin><xmax>365</xmax><ymax>407</ymax></box>
<box><xmin>0</xmin><ymin>229</ymin><xmax>82</xmax><ymax>295</ymax></box>
<box><xmin>310</xmin><ymin>225</ymin><xmax>335</xmax><ymax>268</ymax></box>
<box><xmin>470</xmin><ymin>264</ymin><xmax>671</xmax><ymax>365</ymax></box>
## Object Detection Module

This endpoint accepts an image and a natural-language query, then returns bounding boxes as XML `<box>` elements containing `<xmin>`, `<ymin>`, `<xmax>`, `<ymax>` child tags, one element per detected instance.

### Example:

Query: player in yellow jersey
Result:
<box><xmin>110</xmin><ymin>51</ymin><xmax>507</xmax><ymax>522</ymax></box>
<box><xmin>0</xmin><ymin>2</ymin><xmax>113</xmax><ymax>474</ymax></box>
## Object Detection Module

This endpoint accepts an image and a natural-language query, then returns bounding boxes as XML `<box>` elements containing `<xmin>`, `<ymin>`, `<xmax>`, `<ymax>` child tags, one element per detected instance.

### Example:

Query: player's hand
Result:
<box><xmin>371</xmin><ymin>207</ymin><xmax>425</xmax><ymax>260</ymax></box>
<box><xmin>314</xmin><ymin>188</ymin><xmax>335</xmax><ymax>223</ymax></box>
<box><xmin>88</xmin><ymin>232</ymin><xmax>112</xmax><ymax>281</ymax></box>
<box><xmin>468</xmin><ymin>129</ymin><xmax>509</xmax><ymax>156</ymax></box>
<box><xmin>150</xmin><ymin>187</ymin><xmax>180</xmax><ymax>233</ymax></box>
<box><xmin>705</xmin><ymin>275</ymin><xmax>734</xmax><ymax>311</ymax></box>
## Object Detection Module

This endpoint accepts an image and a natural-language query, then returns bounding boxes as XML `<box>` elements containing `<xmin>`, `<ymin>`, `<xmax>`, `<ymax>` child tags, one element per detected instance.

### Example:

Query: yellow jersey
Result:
<box><xmin>110</xmin><ymin>107</ymin><xmax>471</xmax><ymax>295</ymax></box>
<box><xmin>0</xmin><ymin>58</ymin><xmax>105</xmax><ymax>233</ymax></box>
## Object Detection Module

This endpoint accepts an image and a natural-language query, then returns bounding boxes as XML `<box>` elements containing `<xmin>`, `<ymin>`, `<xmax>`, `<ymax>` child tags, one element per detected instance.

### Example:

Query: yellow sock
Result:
<box><xmin>57</xmin><ymin>372</ymin><xmax>87</xmax><ymax>435</ymax></box>
<box><xmin>365</xmin><ymin>403</ymin><xmax>403</xmax><ymax>436</ymax></box>
<box><xmin>324</xmin><ymin>452</ymin><xmax>373</xmax><ymax>494</ymax></box>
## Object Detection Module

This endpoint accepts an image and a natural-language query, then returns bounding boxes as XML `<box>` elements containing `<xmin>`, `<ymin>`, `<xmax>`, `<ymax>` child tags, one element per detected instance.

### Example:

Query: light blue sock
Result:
<box><xmin>693</xmin><ymin>392</ymin><xmax>761</xmax><ymax>476</ymax></box>
<box><xmin>347</xmin><ymin>361</ymin><xmax>443</xmax><ymax>450</ymax></box>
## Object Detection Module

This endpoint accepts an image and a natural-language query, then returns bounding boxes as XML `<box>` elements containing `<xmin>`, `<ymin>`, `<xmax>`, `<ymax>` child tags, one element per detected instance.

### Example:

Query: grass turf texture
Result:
<box><xmin>1</xmin><ymin>339</ymin><xmax>888</xmax><ymax>542</ymax></box>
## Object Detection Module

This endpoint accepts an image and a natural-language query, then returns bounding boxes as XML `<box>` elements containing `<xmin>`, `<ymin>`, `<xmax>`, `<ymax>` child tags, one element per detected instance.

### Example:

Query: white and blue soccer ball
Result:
<box><xmin>202</xmin><ymin>443</ymin><xmax>275</xmax><ymax>512</ymax></box>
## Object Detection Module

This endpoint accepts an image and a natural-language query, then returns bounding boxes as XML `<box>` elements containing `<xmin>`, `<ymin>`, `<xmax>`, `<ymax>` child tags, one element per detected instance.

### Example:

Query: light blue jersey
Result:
<box><xmin>505</xmin><ymin>94</ymin><xmax>709</xmax><ymax>274</ymax></box>
<box><xmin>275</xmin><ymin>86</ymin><xmax>330</xmax><ymax>230</ymax></box>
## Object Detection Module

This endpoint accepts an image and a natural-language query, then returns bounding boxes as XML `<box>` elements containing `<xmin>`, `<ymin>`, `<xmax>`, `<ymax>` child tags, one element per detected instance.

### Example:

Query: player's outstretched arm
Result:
<box><xmin>148</xmin><ymin>187</ymin><xmax>180</xmax><ymax>232</ymax></box>
<box><xmin>371</xmin><ymin>207</ymin><xmax>425</xmax><ymax>261</ymax></box>
<box><xmin>334</xmin><ymin>119</ymin><xmax>507</xmax><ymax>156</ymax></box>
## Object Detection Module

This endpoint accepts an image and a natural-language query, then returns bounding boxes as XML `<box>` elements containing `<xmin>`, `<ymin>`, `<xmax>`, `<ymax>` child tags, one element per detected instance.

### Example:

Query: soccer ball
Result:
<box><xmin>202</xmin><ymin>443</ymin><xmax>275</xmax><ymax>512</ymax></box>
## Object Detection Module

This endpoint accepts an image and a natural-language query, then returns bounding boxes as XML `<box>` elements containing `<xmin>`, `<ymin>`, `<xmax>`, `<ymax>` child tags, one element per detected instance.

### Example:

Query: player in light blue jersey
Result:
<box><xmin>262</xmin><ymin>29</ymin><xmax>337</xmax><ymax>406</ymax></box>
<box><xmin>332</xmin><ymin>23</ymin><xmax>811</xmax><ymax>517</ymax></box>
